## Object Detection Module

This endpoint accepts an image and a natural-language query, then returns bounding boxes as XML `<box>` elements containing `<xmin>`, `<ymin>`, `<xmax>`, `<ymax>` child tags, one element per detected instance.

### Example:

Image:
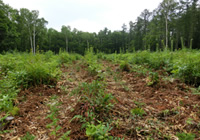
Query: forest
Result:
<box><xmin>0</xmin><ymin>0</ymin><xmax>200</xmax><ymax>54</ymax></box>
<box><xmin>1</xmin><ymin>0</ymin><xmax>200</xmax><ymax>139</ymax></box>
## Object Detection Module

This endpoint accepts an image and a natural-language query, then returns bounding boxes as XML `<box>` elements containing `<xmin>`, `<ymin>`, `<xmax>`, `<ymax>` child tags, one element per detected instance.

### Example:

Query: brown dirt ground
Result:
<box><xmin>1</xmin><ymin>60</ymin><xmax>200</xmax><ymax>140</ymax></box>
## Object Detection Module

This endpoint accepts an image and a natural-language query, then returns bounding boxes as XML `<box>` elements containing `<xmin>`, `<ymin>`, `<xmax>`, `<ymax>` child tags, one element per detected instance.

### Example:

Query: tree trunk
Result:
<box><xmin>87</xmin><ymin>40</ymin><xmax>89</xmax><ymax>48</ymax></box>
<box><xmin>33</xmin><ymin>25</ymin><xmax>36</xmax><ymax>55</ymax></box>
<box><xmin>165</xmin><ymin>15</ymin><xmax>168</xmax><ymax>49</ymax></box>
<box><xmin>66</xmin><ymin>37</ymin><xmax>68</xmax><ymax>52</ymax></box>
<box><xmin>28</xmin><ymin>27</ymin><xmax>33</xmax><ymax>53</ymax></box>
<box><xmin>30</xmin><ymin>36</ymin><xmax>33</xmax><ymax>53</ymax></box>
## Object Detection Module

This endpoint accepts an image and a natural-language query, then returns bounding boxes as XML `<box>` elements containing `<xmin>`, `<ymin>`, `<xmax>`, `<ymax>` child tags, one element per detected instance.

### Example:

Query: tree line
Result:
<box><xmin>0</xmin><ymin>0</ymin><xmax>200</xmax><ymax>54</ymax></box>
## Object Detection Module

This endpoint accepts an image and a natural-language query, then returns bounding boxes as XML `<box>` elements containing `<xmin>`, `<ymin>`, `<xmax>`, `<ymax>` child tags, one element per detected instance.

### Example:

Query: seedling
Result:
<box><xmin>58</xmin><ymin>130</ymin><xmax>71</xmax><ymax>140</ymax></box>
<box><xmin>86</xmin><ymin>121</ymin><xmax>113</xmax><ymax>140</ymax></box>
<box><xmin>186</xmin><ymin>118</ymin><xmax>193</xmax><ymax>125</ymax></box>
<box><xmin>119</xmin><ymin>61</ymin><xmax>130</xmax><ymax>72</ymax></box>
<box><xmin>21</xmin><ymin>132</ymin><xmax>35</xmax><ymax>140</ymax></box>
<box><xmin>176</xmin><ymin>132</ymin><xmax>195</xmax><ymax>140</ymax></box>
<box><xmin>134</xmin><ymin>101</ymin><xmax>146</xmax><ymax>107</ymax></box>
<box><xmin>130</xmin><ymin>108</ymin><xmax>146</xmax><ymax>117</ymax></box>
<box><xmin>147</xmin><ymin>72</ymin><xmax>159</xmax><ymax>86</ymax></box>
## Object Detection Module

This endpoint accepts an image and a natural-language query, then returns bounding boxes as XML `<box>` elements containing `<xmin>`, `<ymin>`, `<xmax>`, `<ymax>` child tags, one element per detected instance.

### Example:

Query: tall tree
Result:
<box><xmin>159</xmin><ymin>0</ymin><xmax>178</xmax><ymax>49</ymax></box>
<box><xmin>61</xmin><ymin>25</ymin><xmax>71</xmax><ymax>52</ymax></box>
<box><xmin>19</xmin><ymin>9</ymin><xmax>47</xmax><ymax>54</ymax></box>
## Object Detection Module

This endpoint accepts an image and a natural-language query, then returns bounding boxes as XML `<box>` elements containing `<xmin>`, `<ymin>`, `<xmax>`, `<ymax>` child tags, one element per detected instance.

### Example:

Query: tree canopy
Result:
<box><xmin>0</xmin><ymin>0</ymin><xmax>200</xmax><ymax>54</ymax></box>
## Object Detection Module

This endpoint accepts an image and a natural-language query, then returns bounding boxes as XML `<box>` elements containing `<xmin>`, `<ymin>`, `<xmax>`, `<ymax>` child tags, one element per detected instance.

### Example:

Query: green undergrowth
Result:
<box><xmin>71</xmin><ymin>80</ymin><xmax>115</xmax><ymax>123</ymax></box>
<box><xmin>0</xmin><ymin>51</ymin><xmax>81</xmax><ymax>113</ymax></box>
<box><xmin>85</xmin><ymin>47</ymin><xmax>102</xmax><ymax>76</ymax></box>
<box><xmin>103</xmin><ymin>49</ymin><xmax>200</xmax><ymax>87</ymax></box>
<box><xmin>71</xmin><ymin>80</ymin><xmax>122</xmax><ymax>139</ymax></box>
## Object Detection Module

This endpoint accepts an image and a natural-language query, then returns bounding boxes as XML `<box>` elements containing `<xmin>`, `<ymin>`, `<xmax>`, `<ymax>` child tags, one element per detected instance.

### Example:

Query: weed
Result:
<box><xmin>186</xmin><ymin>118</ymin><xmax>194</xmax><ymax>125</ymax></box>
<box><xmin>190</xmin><ymin>86</ymin><xmax>200</xmax><ymax>95</ymax></box>
<box><xmin>85</xmin><ymin>47</ymin><xmax>102</xmax><ymax>76</ymax></box>
<box><xmin>176</xmin><ymin>132</ymin><xmax>195</xmax><ymax>140</ymax></box>
<box><xmin>86</xmin><ymin>121</ymin><xmax>113</xmax><ymax>140</ymax></box>
<box><xmin>9</xmin><ymin>106</ymin><xmax>20</xmax><ymax>116</ymax></box>
<box><xmin>21</xmin><ymin>132</ymin><xmax>35</xmax><ymax>140</ymax></box>
<box><xmin>146</xmin><ymin>72</ymin><xmax>159</xmax><ymax>86</ymax></box>
<box><xmin>0</xmin><ymin>78</ymin><xmax>19</xmax><ymax>111</ymax></box>
<box><xmin>130</xmin><ymin>108</ymin><xmax>146</xmax><ymax>117</ymax></box>
<box><xmin>119</xmin><ymin>61</ymin><xmax>130</xmax><ymax>72</ymax></box>
<box><xmin>71</xmin><ymin>81</ymin><xmax>115</xmax><ymax>121</ymax></box>
<box><xmin>134</xmin><ymin>101</ymin><xmax>146</xmax><ymax>107</ymax></box>
<box><xmin>46</xmin><ymin>96</ymin><xmax>63</xmax><ymax>137</ymax></box>
<box><xmin>58</xmin><ymin>130</ymin><xmax>71</xmax><ymax>140</ymax></box>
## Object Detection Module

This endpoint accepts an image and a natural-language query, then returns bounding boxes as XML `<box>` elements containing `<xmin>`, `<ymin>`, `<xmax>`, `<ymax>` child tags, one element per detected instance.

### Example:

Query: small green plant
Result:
<box><xmin>58</xmin><ymin>130</ymin><xmax>71</xmax><ymax>140</ymax></box>
<box><xmin>162</xmin><ymin>109</ymin><xmax>170</xmax><ymax>117</ymax></box>
<box><xmin>119</xmin><ymin>61</ymin><xmax>130</xmax><ymax>72</ymax></box>
<box><xmin>21</xmin><ymin>132</ymin><xmax>35</xmax><ymax>140</ymax></box>
<box><xmin>147</xmin><ymin>72</ymin><xmax>159</xmax><ymax>86</ymax></box>
<box><xmin>46</xmin><ymin>96</ymin><xmax>62</xmax><ymax>137</ymax></box>
<box><xmin>176</xmin><ymin>132</ymin><xmax>195</xmax><ymax>140</ymax></box>
<box><xmin>71</xmin><ymin>80</ymin><xmax>115</xmax><ymax>121</ymax></box>
<box><xmin>130</xmin><ymin>108</ymin><xmax>146</xmax><ymax>117</ymax></box>
<box><xmin>186</xmin><ymin>118</ymin><xmax>193</xmax><ymax>125</ymax></box>
<box><xmin>0</xmin><ymin>78</ymin><xmax>19</xmax><ymax>111</ymax></box>
<box><xmin>86</xmin><ymin>121</ymin><xmax>113</xmax><ymax>140</ymax></box>
<box><xmin>9</xmin><ymin>106</ymin><xmax>20</xmax><ymax>116</ymax></box>
<box><xmin>134</xmin><ymin>101</ymin><xmax>146</xmax><ymax>107</ymax></box>
<box><xmin>190</xmin><ymin>86</ymin><xmax>200</xmax><ymax>95</ymax></box>
<box><xmin>85</xmin><ymin>47</ymin><xmax>102</xmax><ymax>76</ymax></box>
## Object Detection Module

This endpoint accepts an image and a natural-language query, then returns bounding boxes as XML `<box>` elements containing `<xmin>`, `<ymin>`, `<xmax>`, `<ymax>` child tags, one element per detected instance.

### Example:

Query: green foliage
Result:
<box><xmin>176</xmin><ymin>132</ymin><xmax>195</xmax><ymax>140</ymax></box>
<box><xmin>104</xmin><ymin>49</ymin><xmax>200</xmax><ymax>87</ymax></box>
<box><xmin>134</xmin><ymin>101</ymin><xmax>146</xmax><ymax>107</ymax></box>
<box><xmin>86</xmin><ymin>121</ymin><xmax>113</xmax><ymax>140</ymax></box>
<box><xmin>9</xmin><ymin>106</ymin><xmax>20</xmax><ymax>116</ymax></box>
<box><xmin>0</xmin><ymin>77</ymin><xmax>19</xmax><ymax>111</ymax></box>
<box><xmin>71</xmin><ymin>80</ymin><xmax>115</xmax><ymax>135</ymax></box>
<box><xmin>119</xmin><ymin>61</ymin><xmax>130</xmax><ymax>72</ymax></box>
<box><xmin>130</xmin><ymin>108</ymin><xmax>146</xmax><ymax>117</ymax></box>
<box><xmin>147</xmin><ymin>72</ymin><xmax>159</xmax><ymax>86</ymax></box>
<box><xmin>85</xmin><ymin>47</ymin><xmax>102</xmax><ymax>76</ymax></box>
<box><xmin>58</xmin><ymin>51</ymin><xmax>71</xmax><ymax>64</ymax></box>
<box><xmin>21</xmin><ymin>132</ymin><xmax>35</xmax><ymax>140</ymax></box>
<box><xmin>58</xmin><ymin>130</ymin><xmax>71</xmax><ymax>140</ymax></box>
<box><xmin>72</xmin><ymin>80</ymin><xmax>114</xmax><ymax>120</ymax></box>
<box><xmin>46</xmin><ymin>96</ymin><xmax>63</xmax><ymax>137</ymax></box>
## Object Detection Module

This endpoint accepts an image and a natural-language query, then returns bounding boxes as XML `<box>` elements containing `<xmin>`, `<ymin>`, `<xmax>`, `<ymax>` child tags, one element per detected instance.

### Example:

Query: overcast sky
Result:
<box><xmin>3</xmin><ymin>0</ymin><xmax>163</xmax><ymax>33</ymax></box>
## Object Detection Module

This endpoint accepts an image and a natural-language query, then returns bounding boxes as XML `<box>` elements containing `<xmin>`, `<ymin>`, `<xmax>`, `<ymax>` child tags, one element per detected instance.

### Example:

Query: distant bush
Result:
<box><xmin>103</xmin><ymin>49</ymin><xmax>200</xmax><ymax>87</ymax></box>
<box><xmin>119</xmin><ymin>61</ymin><xmax>130</xmax><ymax>72</ymax></box>
<box><xmin>58</xmin><ymin>51</ymin><xmax>82</xmax><ymax>65</ymax></box>
<box><xmin>0</xmin><ymin>52</ymin><xmax>80</xmax><ymax>112</ymax></box>
<box><xmin>85</xmin><ymin>47</ymin><xmax>102</xmax><ymax>76</ymax></box>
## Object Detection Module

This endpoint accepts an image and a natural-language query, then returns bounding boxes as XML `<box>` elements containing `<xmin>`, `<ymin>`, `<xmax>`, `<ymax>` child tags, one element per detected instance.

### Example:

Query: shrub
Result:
<box><xmin>71</xmin><ymin>80</ymin><xmax>115</xmax><ymax>122</ymax></box>
<box><xmin>119</xmin><ymin>61</ymin><xmax>130</xmax><ymax>72</ymax></box>
<box><xmin>85</xmin><ymin>47</ymin><xmax>102</xmax><ymax>76</ymax></box>
<box><xmin>0</xmin><ymin>78</ymin><xmax>19</xmax><ymax>111</ymax></box>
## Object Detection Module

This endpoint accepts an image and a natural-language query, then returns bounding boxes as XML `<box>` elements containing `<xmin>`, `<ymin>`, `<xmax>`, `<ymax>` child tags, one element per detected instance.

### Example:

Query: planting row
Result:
<box><xmin>102</xmin><ymin>49</ymin><xmax>200</xmax><ymax>87</ymax></box>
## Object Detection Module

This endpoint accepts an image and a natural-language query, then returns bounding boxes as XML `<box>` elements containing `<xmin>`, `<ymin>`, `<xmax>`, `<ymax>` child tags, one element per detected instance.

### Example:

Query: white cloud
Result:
<box><xmin>3</xmin><ymin>0</ymin><xmax>163</xmax><ymax>32</ymax></box>
<box><xmin>66</xmin><ymin>19</ymin><xmax>103</xmax><ymax>33</ymax></box>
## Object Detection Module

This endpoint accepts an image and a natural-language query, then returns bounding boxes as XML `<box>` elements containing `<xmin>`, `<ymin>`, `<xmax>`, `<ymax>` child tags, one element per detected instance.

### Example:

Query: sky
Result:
<box><xmin>3</xmin><ymin>0</ymin><xmax>163</xmax><ymax>33</ymax></box>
